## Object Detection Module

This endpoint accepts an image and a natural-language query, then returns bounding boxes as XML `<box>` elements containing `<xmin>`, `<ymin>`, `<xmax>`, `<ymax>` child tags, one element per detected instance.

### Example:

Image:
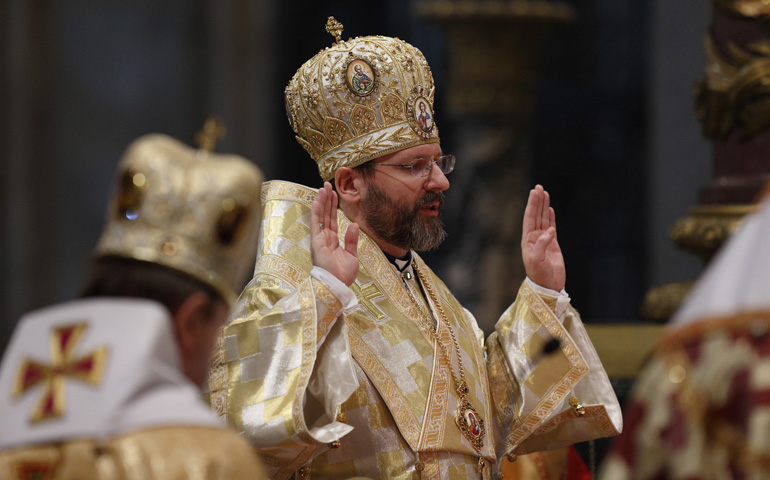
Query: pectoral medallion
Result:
<box><xmin>456</xmin><ymin>399</ymin><xmax>485</xmax><ymax>451</ymax></box>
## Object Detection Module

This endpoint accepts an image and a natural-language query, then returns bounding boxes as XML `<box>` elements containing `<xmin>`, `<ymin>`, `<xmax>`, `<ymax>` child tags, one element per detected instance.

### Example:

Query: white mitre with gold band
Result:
<box><xmin>0</xmin><ymin>298</ymin><xmax>220</xmax><ymax>450</ymax></box>
<box><xmin>94</xmin><ymin>132</ymin><xmax>263</xmax><ymax>304</ymax></box>
<box><xmin>284</xmin><ymin>17</ymin><xmax>440</xmax><ymax>180</ymax></box>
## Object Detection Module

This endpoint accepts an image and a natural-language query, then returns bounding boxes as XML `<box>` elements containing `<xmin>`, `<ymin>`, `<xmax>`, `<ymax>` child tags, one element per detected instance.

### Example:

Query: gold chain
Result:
<box><xmin>404</xmin><ymin>261</ymin><xmax>468</xmax><ymax>398</ymax></box>
<box><xmin>406</xmin><ymin>260</ymin><xmax>487</xmax><ymax>473</ymax></box>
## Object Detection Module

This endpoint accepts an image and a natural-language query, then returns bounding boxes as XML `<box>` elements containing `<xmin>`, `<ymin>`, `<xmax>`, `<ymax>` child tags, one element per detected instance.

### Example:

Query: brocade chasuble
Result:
<box><xmin>208</xmin><ymin>181</ymin><xmax>621</xmax><ymax>480</ymax></box>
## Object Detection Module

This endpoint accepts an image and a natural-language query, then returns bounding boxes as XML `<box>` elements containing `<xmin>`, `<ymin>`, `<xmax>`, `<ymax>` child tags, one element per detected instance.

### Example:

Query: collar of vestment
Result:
<box><xmin>383</xmin><ymin>250</ymin><xmax>412</xmax><ymax>272</ymax></box>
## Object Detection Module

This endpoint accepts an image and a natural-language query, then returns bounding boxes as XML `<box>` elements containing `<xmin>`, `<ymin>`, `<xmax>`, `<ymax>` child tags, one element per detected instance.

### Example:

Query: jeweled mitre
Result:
<box><xmin>94</xmin><ymin>134</ymin><xmax>263</xmax><ymax>303</ymax></box>
<box><xmin>284</xmin><ymin>18</ymin><xmax>440</xmax><ymax>180</ymax></box>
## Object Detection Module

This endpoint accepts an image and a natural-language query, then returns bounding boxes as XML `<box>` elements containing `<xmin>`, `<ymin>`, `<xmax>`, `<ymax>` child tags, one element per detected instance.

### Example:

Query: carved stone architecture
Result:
<box><xmin>416</xmin><ymin>0</ymin><xmax>574</xmax><ymax>330</ymax></box>
<box><xmin>643</xmin><ymin>0</ymin><xmax>770</xmax><ymax>321</ymax></box>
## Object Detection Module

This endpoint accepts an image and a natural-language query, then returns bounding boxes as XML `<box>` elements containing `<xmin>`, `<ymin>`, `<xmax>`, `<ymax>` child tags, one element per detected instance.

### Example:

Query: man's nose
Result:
<box><xmin>424</xmin><ymin>161</ymin><xmax>450</xmax><ymax>192</ymax></box>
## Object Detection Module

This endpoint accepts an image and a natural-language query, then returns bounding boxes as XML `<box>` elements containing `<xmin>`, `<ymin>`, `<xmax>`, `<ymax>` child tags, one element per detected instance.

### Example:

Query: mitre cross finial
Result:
<box><xmin>326</xmin><ymin>16</ymin><xmax>343</xmax><ymax>44</ymax></box>
<box><xmin>195</xmin><ymin>116</ymin><xmax>227</xmax><ymax>153</ymax></box>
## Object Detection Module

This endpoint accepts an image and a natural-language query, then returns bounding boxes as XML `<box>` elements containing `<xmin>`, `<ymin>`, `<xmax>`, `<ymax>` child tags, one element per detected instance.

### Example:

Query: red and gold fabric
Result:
<box><xmin>599</xmin><ymin>191</ymin><xmax>770</xmax><ymax>479</ymax></box>
<box><xmin>600</xmin><ymin>313</ymin><xmax>770</xmax><ymax>479</ymax></box>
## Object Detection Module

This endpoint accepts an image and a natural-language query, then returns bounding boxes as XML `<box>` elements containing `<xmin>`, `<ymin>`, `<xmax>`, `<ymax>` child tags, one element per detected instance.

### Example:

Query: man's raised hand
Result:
<box><xmin>521</xmin><ymin>184</ymin><xmax>566</xmax><ymax>292</ymax></box>
<box><xmin>310</xmin><ymin>182</ymin><xmax>360</xmax><ymax>286</ymax></box>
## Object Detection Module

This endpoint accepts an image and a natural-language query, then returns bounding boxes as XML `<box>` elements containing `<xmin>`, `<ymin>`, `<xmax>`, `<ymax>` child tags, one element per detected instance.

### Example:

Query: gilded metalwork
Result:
<box><xmin>641</xmin><ymin>282</ymin><xmax>697</xmax><ymax>323</ymax></box>
<box><xmin>456</xmin><ymin>400</ymin><xmax>486</xmax><ymax>450</ymax></box>
<box><xmin>325</xmin><ymin>16</ymin><xmax>343</xmax><ymax>44</ymax></box>
<box><xmin>669</xmin><ymin>204</ymin><xmax>755</xmax><ymax>261</ymax></box>
<box><xmin>696</xmin><ymin>35</ymin><xmax>770</xmax><ymax>139</ymax></box>
<box><xmin>94</xmin><ymin>133</ymin><xmax>263</xmax><ymax>304</ymax></box>
<box><xmin>714</xmin><ymin>0</ymin><xmax>770</xmax><ymax>17</ymax></box>
<box><xmin>568</xmin><ymin>396</ymin><xmax>585</xmax><ymax>416</ymax></box>
<box><xmin>344</xmin><ymin>57</ymin><xmax>377</xmax><ymax>97</ymax></box>
<box><xmin>12</xmin><ymin>323</ymin><xmax>108</xmax><ymax>423</ymax></box>
<box><xmin>408</xmin><ymin>92</ymin><xmax>435</xmax><ymax>137</ymax></box>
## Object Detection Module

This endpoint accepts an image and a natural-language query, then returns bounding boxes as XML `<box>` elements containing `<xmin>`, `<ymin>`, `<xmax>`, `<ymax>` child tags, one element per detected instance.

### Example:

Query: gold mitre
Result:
<box><xmin>285</xmin><ymin>16</ymin><xmax>440</xmax><ymax>181</ymax></box>
<box><xmin>93</xmin><ymin>132</ymin><xmax>264</xmax><ymax>304</ymax></box>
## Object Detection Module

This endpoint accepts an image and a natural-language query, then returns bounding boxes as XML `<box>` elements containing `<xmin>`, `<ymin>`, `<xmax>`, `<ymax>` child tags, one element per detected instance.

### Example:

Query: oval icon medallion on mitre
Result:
<box><xmin>345</xmin><ymin>58</ymin><xmax>376</xmax><ymax>96</ymax></box>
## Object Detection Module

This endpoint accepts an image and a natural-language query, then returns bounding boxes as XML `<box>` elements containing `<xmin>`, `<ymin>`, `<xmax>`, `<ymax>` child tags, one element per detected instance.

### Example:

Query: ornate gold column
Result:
<box><xmin>642</xmin><ymin>1</ymin><xmax>770</xmax><ymax>321</ymax></box>
<box><xmin>416</xmin><ymin>0</ymin><xmax>573</xmax><ymax>331</ymax></box>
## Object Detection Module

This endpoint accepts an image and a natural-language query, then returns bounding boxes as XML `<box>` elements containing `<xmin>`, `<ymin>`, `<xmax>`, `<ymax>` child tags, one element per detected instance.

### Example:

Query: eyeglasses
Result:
<box><xmin>370</xmin><ymin>154</ymin><xmax>456</xmax><ymax>178</ymax></box>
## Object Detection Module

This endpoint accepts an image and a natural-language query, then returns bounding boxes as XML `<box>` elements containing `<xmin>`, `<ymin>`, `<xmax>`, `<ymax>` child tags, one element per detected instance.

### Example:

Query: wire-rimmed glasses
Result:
<box><xmin>370</xmin><ymin>154</ymin><xmax>455</xmax><ymax>178</ymax></box>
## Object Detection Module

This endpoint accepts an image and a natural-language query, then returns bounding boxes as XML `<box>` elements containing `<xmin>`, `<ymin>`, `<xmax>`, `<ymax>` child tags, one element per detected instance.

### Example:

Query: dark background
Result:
<box><xmin>1</xmin><ymin>0</ymin><xmax>711</xmax><ymax>348</ymax></box>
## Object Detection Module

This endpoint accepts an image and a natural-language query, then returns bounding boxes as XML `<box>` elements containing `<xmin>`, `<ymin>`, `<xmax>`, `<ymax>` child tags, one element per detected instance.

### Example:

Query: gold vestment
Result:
<box><xmin>0</xmin><ymin>426</ymin><xmax>265</xmax><ymax>480</ymax></box>
<box><xmin>208</xmin><ymin>180</ymin><xmax>620</xmax><ymax>479</ymax></box>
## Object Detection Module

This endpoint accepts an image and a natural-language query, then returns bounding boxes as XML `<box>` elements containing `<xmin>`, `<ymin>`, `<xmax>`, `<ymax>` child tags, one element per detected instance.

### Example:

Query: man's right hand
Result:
<box><xmin>310</xmin><ymin>182</ymin><xmax>360</xmax><ymax>286</ymax></box>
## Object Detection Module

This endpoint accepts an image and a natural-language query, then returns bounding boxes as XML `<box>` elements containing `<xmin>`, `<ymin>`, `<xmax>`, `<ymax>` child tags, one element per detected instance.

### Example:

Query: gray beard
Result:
<box><xmin>360</xmin><ymin>182</ymin><xmax>447</xmax><ymax>252</ymax></box>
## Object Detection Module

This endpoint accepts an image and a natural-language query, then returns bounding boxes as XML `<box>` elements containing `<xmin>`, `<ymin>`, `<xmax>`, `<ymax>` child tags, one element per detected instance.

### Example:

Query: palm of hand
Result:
<box><xmin>312</xmin><ymin>226</ymin><xmax>359</xmax><ymax>286</ymax></box>
<box><xmin>523</xmin><ymin>229</ymin><xmax>565</xmax><ymax>291</ymax></box>
<box><xmin>521</xmin><ymin>185</ymin><xmax>566</xmax><ymax>292</ymax></box>
<box><xmin>310</xmin><ymin>183</ymin><xmax>360</xmax><ymax>287</ymax></box>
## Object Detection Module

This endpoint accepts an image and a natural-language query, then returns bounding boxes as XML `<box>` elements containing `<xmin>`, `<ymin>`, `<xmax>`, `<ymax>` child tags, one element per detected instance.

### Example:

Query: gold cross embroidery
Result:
<box><xmin>12</xmin><ymin>323</ymin><xmax>108</xmax><ymax>423</ymax></box>
<box><xmin>351</xmin><ymin>282</ymin><xmax>387</xmax><ymax>321</ymax></box>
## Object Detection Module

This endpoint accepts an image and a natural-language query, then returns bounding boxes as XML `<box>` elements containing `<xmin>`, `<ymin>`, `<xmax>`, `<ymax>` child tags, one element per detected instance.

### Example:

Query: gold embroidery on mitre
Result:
<box><xmin>323</xmin><ymin>117</ymin><xmax>354</xmax><ymax>146</ymax></box>
<box><xmin>284</xmin><ymin>21</ymin><xmax>440</xmax><ymax>181</ymax></box>
<box><xmin>307</xmin><ymin>128</ymin><xmax>331</xmax><ymax>156</ymax></box>
<box><xmin>381</xmin><ymin>94</ymin><xmax>407</xmax><ymax>124</ymax></box>
<box><xmin>12</xmin><ymin>323</ymin><xmax>108</xmax><ymax>423</ymax></box>
<box><xmin>349</xmin><ymin>105</ymin><xmax>380</xmax><ymax>135</ymax></box>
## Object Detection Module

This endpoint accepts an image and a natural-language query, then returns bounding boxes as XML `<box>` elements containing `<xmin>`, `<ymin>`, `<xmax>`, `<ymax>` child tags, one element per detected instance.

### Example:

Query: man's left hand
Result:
<box><xmin>521</xmin><ymin>184</ymin><xmax>566</xmax><ymax>292</ymax></box>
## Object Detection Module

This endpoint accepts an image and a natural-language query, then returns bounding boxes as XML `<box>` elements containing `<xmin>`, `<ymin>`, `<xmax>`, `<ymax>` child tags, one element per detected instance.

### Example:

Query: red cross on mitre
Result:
<box><xmin>11</xmin><ymin>323</ymin><xmax>108</xmax><ymax>423</ymax></box>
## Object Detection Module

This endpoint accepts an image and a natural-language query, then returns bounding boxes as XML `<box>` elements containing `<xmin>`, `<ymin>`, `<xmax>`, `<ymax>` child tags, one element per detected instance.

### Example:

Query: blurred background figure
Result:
<box><xmin>502</xmin><ymin>446</ymin><xmax>591</xmax><ymax>480</ymax></box>
<box><xmin>0</xmin><ymin>132</ymin><xmax>266</xmax><ymax>479</ymax></box>
<box><xmin>598</xmin><ymin>185</ymin><xmax>770</xmax><ymax>478</ymax></box>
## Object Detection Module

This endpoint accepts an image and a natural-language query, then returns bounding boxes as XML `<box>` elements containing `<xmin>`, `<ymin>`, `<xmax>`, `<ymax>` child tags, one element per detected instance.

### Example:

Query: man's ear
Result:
<box><xmin>172</xmin><ymin>291</ymin><xmax>210</xmax><ymax>359</ymax></box>
<box><xmin>335</xmin><ymin>167</ymin><xmax>364</xmax><ymax>205</ymax></box>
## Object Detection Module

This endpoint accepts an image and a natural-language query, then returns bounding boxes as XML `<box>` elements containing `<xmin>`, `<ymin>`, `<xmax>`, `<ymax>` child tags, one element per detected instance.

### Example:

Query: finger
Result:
<box><xmin>541</xmin><ymin>188</ymin><xmax>550</xmax><ymax>229</ymax></box>
<box><xmin>321</xmin><ymin>182</ymin><xmax>333</xmax><ymax>229</ymax></box>
<box><xmin>549</xmin><ymin>207</ymin><xmax>556</xmax><ymax>235</ymax></box>
<box><xmin>534</xmin><ymin>184</ymin><xmax>545</xmax><ymax>231</ymax></box>
<box><xmin>344</xmin><ymin>223</ymin><xmax>360</xmax><ymax>258</ymax></box>
<box><xmin>330</xmin><ymin>185</ymin><xmax>339</xmax><ymax>233</ymax></box>
<box><xmin>522</xmin><ymin>188</ymin><xmax>539</xmax><ymax>233</ymax></box>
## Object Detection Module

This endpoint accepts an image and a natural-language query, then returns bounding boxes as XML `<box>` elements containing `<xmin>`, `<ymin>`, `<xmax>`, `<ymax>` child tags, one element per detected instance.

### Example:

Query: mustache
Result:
<box><xmin>418</xmin><ymin>191</ymin><xmax>445</xmax><ymax>209</ymax></box>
